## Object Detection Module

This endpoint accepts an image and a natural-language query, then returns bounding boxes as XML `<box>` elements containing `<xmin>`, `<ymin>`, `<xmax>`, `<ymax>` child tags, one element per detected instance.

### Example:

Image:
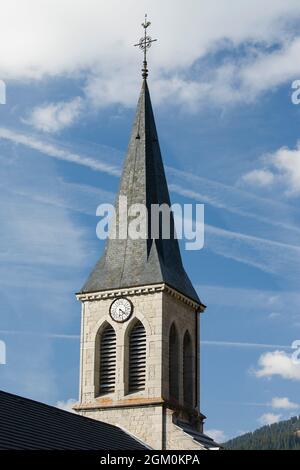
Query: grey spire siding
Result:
<box><xmin>81</xmin><ymin>80</ymin><xmax>201</xmax><ymax>305</ymax></box>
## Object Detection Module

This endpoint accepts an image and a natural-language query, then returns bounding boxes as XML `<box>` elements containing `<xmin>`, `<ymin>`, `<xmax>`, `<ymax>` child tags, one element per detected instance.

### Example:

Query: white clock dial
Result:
<box><xmin>110</xmin><ymin>298</ymin><xmax>133</xmax><ymax>323</ymax></box>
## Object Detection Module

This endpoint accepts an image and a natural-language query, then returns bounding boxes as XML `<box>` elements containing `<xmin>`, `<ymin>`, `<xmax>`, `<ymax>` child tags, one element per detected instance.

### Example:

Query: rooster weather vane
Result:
<box><xmin>134</xmin><ymin>14</ymin><xmax>157</xmax><ymax>79</ymax></box>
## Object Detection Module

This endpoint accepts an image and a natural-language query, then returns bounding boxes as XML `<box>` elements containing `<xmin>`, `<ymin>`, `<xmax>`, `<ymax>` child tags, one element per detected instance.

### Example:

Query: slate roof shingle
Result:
<box><xmin>0</xmin><ymin>390</ymin><xmax>148</xmax><ymax>450</ymax></box>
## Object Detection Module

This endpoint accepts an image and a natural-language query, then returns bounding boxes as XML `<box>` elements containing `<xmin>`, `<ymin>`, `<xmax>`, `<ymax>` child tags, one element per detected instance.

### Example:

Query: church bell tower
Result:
<box><xmin>74</xmin><ymin>17</ymin><xmax>216</xmax><ymax>450</ymax></box>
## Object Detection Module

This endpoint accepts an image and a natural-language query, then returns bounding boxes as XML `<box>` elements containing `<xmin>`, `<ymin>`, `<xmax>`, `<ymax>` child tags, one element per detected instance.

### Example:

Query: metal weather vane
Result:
<box><xmin>134</xmin><ymin>14</ymin><xmax>157</xmax><ymax>79</ymax></box>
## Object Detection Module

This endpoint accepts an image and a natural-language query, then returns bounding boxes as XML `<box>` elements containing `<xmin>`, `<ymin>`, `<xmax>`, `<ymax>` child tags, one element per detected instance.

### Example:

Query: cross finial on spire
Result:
<box><xmin>134</xmin><ymin>14</ymin><xmax>157</xmax><ymax>79</ymax></box>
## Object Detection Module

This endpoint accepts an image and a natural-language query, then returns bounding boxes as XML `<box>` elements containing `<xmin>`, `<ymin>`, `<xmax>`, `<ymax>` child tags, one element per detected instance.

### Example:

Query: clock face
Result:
<box><xmin>109</xmin><ymin>298</ymin><xmax>133</xmax><ymax>323</ymax></box>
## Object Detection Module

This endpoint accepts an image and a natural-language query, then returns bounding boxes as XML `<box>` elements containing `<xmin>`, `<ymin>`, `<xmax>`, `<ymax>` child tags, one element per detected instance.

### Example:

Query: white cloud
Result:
<box><xmin>241</xmin><ymin>142</ymin><xmax>300</xmax><ymax>195</ymax></box>
<box><xmin>206</xmin><ymin>429</ymin><xmax>226</xmax><ymax>443</ymax></box>
<box><xmin>56</xmin><ymin>398</ymin><xmax>77</xmax><ymax>413</ymax></box>
<box><xmin>24</xmin><ymin>97</ymin><xmax>83</xmax><ymax>133</ymax></box>
<box><xmin>271</xmin><ymin>397</ymin><xmax>299</xmax><ymax>409</ymax></box>
<box><xmin>237</xmin><ymin>37</ymin><xmax>300</xmax><ymax>100</ymax></box>
<box><xmin>254</xmin><ymin>350</ymin><xmax>300</xmax><ymax>380</ymax></box>
<box><xmin>0</xmin><ymin>127</ymin><xmax>121</xmax><ymax>176</ymax></box>
<box><xmin>258</xmin><ymin>413</ymin><xmax>282</xmax><ymax>426</ymax></box>
<box><xmin>205</xmin><ymin>223</ymin><xmax>300</xmax><ymax>278</ymax></box>
<box><xmin>242</xmin><ymin>169</ymin><xmax>275</xmax><ymax>187</ymax></box>
<box><xmin>1</xmin><ymin>1</ymin><xmax>300</xmax><ymax>108</ymax></box>
<box><xmin>168</xmin><ymin>171</ymin><xmax>300</xmax><ymax>235</ymax></box>
<box><xmin>272</xmin><ymin>144</ymin><xmax>300</xmax><ymax>194</ymax></box>
<box><xmin>268</xmin><ymin>312</ymin><xmax>281</xmax><ymax>319</ymax></box>
<box><xmin>84</xmin><ymin>35</ymin><xmax>300</xmax><ymax>109</ymax></box>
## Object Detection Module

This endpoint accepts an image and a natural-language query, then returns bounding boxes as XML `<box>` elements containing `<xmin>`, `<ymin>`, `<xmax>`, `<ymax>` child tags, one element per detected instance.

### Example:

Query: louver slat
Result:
<box><xmin>129</xmin><ymin>323</ymin><xmax>146</xmax><ymax>392</ymax></box>
<box><xmin>100</xmin><ymin>326</ymin><xmax>116</xmax><ymax>394</ymax></box>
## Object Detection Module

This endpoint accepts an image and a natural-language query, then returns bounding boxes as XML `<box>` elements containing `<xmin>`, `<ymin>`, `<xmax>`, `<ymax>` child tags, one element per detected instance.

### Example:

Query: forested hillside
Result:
<box><xmin>224</xmin><ymin>416</ymin><xmax>300</xmax><ymax>450</ymax></box>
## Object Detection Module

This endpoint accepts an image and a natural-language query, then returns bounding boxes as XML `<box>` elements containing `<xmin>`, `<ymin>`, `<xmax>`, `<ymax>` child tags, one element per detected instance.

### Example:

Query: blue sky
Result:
<box><xmin>1</xmin><ymin>1</ymin><xmax>300</xmax><ymax>442</ymax></box>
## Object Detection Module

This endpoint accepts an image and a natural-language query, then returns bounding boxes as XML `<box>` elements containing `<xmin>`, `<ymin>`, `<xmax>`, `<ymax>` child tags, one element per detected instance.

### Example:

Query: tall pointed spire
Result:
<box><xmin>81</xmin><ymin>80</ymin><xmax>201</xmax><ymax>305</ymax></box>
<box><xmin>81</xmin><ymin>20</ymin><xmax>202</xmax><ymax>306</ymax></box>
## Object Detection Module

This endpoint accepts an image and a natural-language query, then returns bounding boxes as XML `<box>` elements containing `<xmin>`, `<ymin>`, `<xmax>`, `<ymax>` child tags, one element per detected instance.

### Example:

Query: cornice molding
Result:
<box><xmin>76</xmin><ymin>283</ymin><xmax>205</xmax><ymax>312</ymax></box>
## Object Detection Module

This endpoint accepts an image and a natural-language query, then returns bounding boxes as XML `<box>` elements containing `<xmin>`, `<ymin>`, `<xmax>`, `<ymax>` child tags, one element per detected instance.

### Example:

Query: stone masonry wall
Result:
<box><xmin>80</xmin><ymin>406</ymin><xmax>205</xmax><ymax>450</ymax></box>
<box><xmin>77</xmin><ymin>284</ymin><xmax>202</xmax><ymax>450</ymax></box>
<box><xmin>79</xmin><ymin>287</ymin><xmax>164</xmax><ymax>405</ymax></box>
<box><xmin>80</xmin><ymin>405</ymin><xmax>163</xmax><ymax>450</ymax></box>
<box><xmin>162</xmin><ymin>292</ymin><xmax>198</xmax><ymax>405</ymax></box>
<box><xmin>164</xmin><ymin>409</ymin><xmax>204</xmax><ymax>450</ymax></box>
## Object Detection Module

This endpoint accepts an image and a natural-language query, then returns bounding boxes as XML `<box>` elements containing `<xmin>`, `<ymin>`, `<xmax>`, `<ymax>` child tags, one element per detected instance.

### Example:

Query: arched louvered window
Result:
<box><xmin>129</xmin><ymin>320</ymin><xmax>146</xmax><ymax>392</ymax></box>
<box><xmin>183</xmin><ymin>331</ymin><xmax>194</xmax><ymax>407</ymax></box>
<box><xmin>99</xmin><ymin>324</ymin><xmax>116</xmax><ymax>395</ymax></box>
<box><xmin>169</xmin><ymin>323</ymin><xmax>179</xmax><ymax>401</ymax></box>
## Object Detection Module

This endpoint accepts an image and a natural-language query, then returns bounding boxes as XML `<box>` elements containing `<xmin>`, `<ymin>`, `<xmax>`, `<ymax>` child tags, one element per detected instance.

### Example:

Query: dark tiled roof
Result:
<box><xmin>0</xmin><ymin>390</ymin><xmax>147</xmax><ymax>450</ymax></box>
<box><xmin>81</xmin><ymin>79</ymin><xmax>202</xmax><ymax>306</ymax></box>
<box><xmin>176</xmin><ymin>420</ymin><xmax>221</xmax><ymax>449</ymax></box>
